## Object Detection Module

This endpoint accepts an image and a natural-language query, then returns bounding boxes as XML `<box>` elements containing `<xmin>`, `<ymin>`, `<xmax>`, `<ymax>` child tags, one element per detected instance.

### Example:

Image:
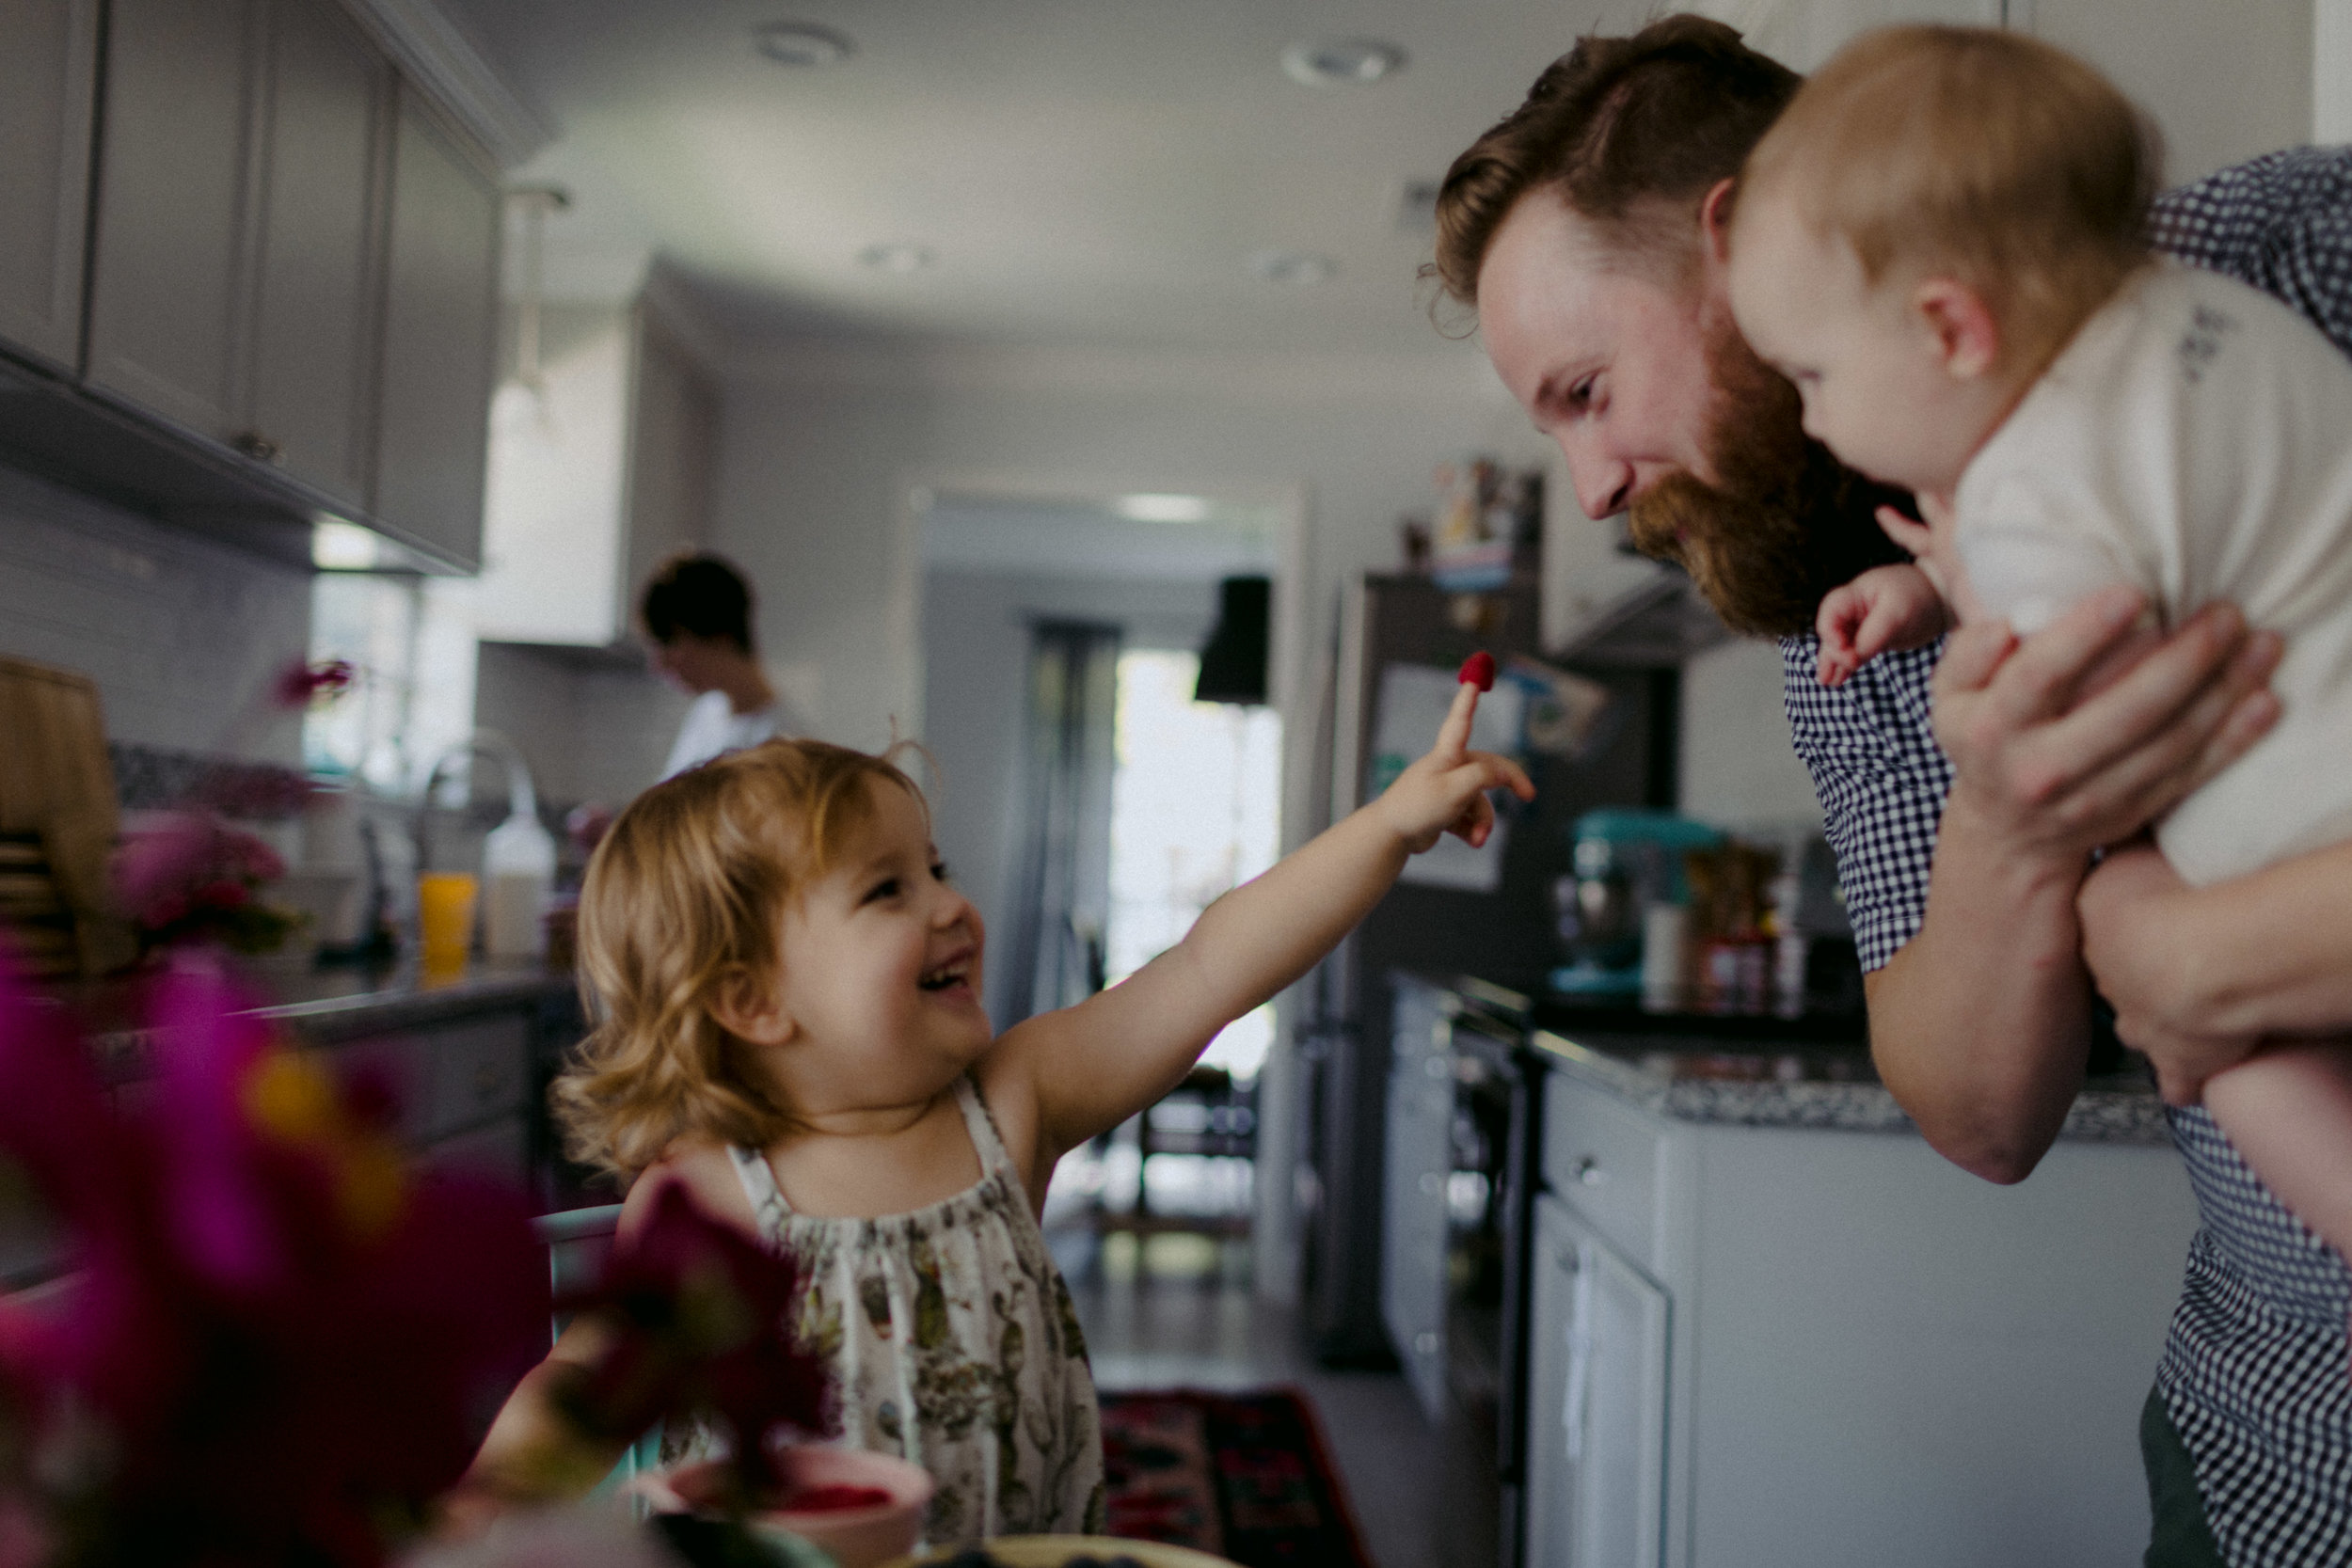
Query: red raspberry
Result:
<box><xmin>1458</xmin><ymin>650</ymin><xmax>1496</xmax><ymax>691</ymax></box>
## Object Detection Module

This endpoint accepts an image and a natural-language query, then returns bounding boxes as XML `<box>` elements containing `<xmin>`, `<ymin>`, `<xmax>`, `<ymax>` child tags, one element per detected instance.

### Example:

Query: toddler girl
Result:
<box><xmin>463</xmin><ymin>686</ymin><xmax>1531</xmax><ymax>1543</ymax></box>
<box><xmin>1724</xmin><ymin>26</ymin><xmax>2352</xmax><ymax>1284</ymax></box>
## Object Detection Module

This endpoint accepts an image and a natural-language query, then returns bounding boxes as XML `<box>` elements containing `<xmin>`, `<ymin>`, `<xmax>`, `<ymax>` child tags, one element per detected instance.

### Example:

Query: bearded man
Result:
<box><xmin>1433</xmin><ymin>16</ymin><xmax>2352</xmax><ymax>1566</ymax></box>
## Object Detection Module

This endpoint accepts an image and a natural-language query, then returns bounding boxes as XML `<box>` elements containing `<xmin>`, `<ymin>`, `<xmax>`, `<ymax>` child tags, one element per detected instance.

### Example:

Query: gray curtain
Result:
<box><xmin>1002</xmin><ymin>618</ymin><xmax>1120</xmax><ymax>1030</ymax></box>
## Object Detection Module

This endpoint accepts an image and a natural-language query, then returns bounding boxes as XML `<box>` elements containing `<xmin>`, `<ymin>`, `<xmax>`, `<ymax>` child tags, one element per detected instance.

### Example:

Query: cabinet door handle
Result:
<box><xmin>1573</xmin><ymin>1155</ymin><xmax>1605</xmax><ymax>1186</ymax></box>
<box><xmin>1563</xmin><ymin>1243</ymin><xmax>1597</xmax><ymax>1461</ymax></box>
<box><xmin>234</xmin><ymin>431</ymin><xmax>284</xmax><ymax>466</ymax></box>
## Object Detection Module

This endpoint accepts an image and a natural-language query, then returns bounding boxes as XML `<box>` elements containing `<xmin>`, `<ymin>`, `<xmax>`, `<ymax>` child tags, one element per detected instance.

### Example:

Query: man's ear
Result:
<box><xmin>709</xmin><ymin>964</ymin><xmax>796</xmax><ymax>1049</ymax></box>
<box><xmin>1912</xmin><ymin>277</ymin><xmax>2002</xmax><ymax>380</ymax></box>
<box><xmin>1698</xmin><ymin>178</ymin><xmax>1738</xmax><ymax>269</ymax></box>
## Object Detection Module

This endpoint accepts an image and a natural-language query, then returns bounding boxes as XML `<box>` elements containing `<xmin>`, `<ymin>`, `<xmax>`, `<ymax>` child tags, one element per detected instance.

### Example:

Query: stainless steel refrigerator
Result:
<box><xmin>1294</xmin><ymin>571</ymin><xmax>1674</xmax><ymax>1364</ymax></box>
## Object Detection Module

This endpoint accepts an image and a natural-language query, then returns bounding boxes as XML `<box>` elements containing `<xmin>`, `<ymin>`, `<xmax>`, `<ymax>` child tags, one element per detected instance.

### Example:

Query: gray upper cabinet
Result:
<box><xmin>83</xmin><ymin>0</ymin><xmax>262</xmax><ymax>440</ymax></box>
<box><xmin>247</xmin><ymin>0</ymin><xmax>391</xmax><ymax>512</ymax></box>
<box><xmin>87</xmin><ymin>0</ymin><xmax>390</xmax><ymax>510</ymax></box>
<box><xmin>371</xmin><ymin>87</ymin><xmax>500</xmax><ymax>571</ymax></box>
<box><xmin>0</xmin><ymin>0</ymin><xmax>99</xmax><ymax>372</ymax></box>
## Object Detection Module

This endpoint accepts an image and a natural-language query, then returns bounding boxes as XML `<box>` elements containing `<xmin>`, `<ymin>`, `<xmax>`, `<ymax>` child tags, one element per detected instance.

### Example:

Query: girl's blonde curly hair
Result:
<box><xmin>554</xmin><ymin>737</ymin><xmax>928</xmax><ymax>1183</ymax></box>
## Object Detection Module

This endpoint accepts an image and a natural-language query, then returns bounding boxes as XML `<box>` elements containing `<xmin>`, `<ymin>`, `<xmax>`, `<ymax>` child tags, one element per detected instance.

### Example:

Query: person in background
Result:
<box><xmin>643</xmin><ymin>552</ymin><xmax>792</xmax><ymax>779</ymax></box>
<box><xmin>1431</xmin><ymin>14</ymin><xmax>2352</xmax><ymax>1563</ymax></box>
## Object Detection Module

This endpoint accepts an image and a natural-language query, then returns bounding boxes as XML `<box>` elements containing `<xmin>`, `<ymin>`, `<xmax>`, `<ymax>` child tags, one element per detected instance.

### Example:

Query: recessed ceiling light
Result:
<box><xmin>1250</xmin><ymin>250</ymin><xmax>1338</xmax><ymax>287</ymax></box>
<box><xmin>754</xmin><ymin>22</ymin><xmax>854</xmax><ymax>68</ymax></box>
<box><xmin>1280</xmin><ymin>39</ymin><xmax>1406</xmax><ymax>87</ymax></box>
<box><xmin>859</xmin><ymin>241</ymin><xmax>936</xmax><ymax>274</ymax></box>
<box><xmin>1116</xmin><ymin>493</ymin><xmax>1213</xmax><ymax>524</ymax></box>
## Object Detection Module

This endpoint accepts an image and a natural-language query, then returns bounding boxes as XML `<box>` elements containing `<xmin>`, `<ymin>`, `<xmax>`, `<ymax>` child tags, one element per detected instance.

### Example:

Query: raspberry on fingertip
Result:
<box><xmin>1458</xmin><ymin>651</ymin><xmax>1496</xmax><ymax>692</ymax></box>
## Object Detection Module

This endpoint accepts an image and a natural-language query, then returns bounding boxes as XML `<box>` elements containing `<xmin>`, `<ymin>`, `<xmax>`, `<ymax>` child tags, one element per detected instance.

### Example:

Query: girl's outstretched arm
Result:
<box><xmin>987</xmin><ymin>680</ymin><xmax>1534</xmax><ymax>1164</ymax></box>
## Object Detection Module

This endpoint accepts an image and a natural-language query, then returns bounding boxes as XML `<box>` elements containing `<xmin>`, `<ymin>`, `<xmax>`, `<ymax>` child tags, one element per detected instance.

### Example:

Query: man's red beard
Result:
<box><xmin>1625</xmin><ymin>318</ymin><xmax>1912</xmax><ymax>638</ymax></box>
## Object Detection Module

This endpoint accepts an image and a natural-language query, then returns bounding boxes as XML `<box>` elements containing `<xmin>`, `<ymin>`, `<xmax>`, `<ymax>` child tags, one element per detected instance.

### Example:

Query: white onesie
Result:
<box><xmin>1954</xmin><ymin>259</ymin><xmax>2352</xmax><ymax>887</ymax></box>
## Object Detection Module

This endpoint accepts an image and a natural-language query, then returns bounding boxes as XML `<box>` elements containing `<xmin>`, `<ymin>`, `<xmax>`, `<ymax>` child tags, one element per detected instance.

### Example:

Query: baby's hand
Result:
<box><xmin>1375</xmin><ymin>682</ymin><xmax>1537</xmax><ymax>853</ymax></box>
<box><xmin>1816</xmin><ymin>563</ymin><xmax>1954</xmax><ymax>686</ymax></box>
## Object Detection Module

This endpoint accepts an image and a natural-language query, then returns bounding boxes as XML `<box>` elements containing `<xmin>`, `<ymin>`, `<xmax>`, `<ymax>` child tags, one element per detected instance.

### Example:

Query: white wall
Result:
<box><xmin>0</xmin><ymin>461</ymin><xmax>310</xmax><ymax>765</ymax></box>
<box><xmin>1679</xmin><ymin>638</ymin><xmax>1826</xmax><ymax>833</ymax></box>
<box><xmin>473</xmin><ymin>641</ymin><xmax>690</xmax><ymax>812</ymax></box>
<box><xmin>921</xmin><ymin>568</ymin><xmax>1219</xmax><ymax>1026</ymax></box>
<box><xmin>704</xmin><ymin>340</ymin><xmax>1546</xmax><ymax>761</ymax></box>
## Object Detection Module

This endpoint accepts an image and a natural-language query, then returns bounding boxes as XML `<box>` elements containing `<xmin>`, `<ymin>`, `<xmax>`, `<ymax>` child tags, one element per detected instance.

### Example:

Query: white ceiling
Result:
<box><xmin>444</xmin><ymin>0</ymin><xmax>1661</xmax><ymax>356</ymax></box>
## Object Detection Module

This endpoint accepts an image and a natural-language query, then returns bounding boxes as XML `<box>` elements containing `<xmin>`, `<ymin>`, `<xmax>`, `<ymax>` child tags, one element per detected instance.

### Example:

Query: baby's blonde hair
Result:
<box><xmin>555</xmin><ymin>737</ymin><xmax>930</xmax><ymax>1182</ymax></box>
<box><xmin>1740</xmin><ymin>24</ymin><xmax>2158</xmax><ymax>369</ymax></box>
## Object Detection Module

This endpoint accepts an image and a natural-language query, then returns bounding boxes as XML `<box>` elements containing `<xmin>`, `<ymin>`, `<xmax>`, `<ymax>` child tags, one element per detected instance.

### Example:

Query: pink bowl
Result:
<box><xmin>637</xmin><ymin>1447</ymin><xmax>935</xmax><ymax>1568</ymax></box>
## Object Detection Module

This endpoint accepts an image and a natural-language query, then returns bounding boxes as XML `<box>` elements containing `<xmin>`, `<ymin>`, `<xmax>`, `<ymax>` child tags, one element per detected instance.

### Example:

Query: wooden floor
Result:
<box><xmin>1055</xmin><ymin>1227</ymin><xmax>1500</xmax><ymax>1568</ymax></box>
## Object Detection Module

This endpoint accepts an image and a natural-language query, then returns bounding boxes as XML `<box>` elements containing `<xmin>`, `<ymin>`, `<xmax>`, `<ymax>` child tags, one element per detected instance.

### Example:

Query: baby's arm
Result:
<box><xmin>1816</xmin><ymin>563</ymin><xmax>1953</xmax><ymax>686</ymax></box>
<box><xmin>2201</xmin><ymin>1044</ymin><xmax>2352</xmax><ymax>1262</ymax></box>
<box><xmin>988</xmin><ymin>680</ymin><xmax>1534</xmax><ymax>1164</ymax></box>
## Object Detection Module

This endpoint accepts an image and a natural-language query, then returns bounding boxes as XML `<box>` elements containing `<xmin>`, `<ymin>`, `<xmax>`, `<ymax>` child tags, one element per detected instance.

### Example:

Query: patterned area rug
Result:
<box><xmin>1099</xmin><ymin>1389</ymin><xmax>1373</xmax><ymax>1568</ymax></box>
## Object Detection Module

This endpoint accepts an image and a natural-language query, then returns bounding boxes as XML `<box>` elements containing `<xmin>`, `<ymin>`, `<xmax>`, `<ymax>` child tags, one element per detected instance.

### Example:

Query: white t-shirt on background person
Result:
<box><xmin>1954</xmin><ymin>258</ymin><xmax>2352</xmax><ymax>887</ymax></box>
<box><xmin>660</xmin><ymin>689</ymin><xmax>788</xmax><ymax>779</ymax></box>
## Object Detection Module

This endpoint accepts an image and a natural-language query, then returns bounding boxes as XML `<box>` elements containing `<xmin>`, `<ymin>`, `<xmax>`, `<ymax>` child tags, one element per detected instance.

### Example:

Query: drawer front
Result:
<box><xmin>1543</xmin><ymin>1075</ymin><xmax>1664</xmax><ymax>1270</ymax></box>
<box><xmin>427</xmin><ymin>1014</ymin><xmax>532</xmax><ymax>1138</ymax></box>
<box><xmin>329</xmin><ymin>1012</ymin><xmax>532</xmax><ymax>1148</ymax></box>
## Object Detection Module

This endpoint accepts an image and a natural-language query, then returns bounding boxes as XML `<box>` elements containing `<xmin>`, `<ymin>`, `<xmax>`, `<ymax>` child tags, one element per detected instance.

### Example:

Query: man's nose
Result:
<box><xmin>1559</xmin><ymin>436</ymin><xmax>1635</xmax><ymax>520</ymax></box>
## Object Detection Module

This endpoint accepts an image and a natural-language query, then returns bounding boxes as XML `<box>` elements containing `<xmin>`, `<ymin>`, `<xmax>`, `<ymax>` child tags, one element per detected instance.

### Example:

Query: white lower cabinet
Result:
<box><xmin>1525</xmin><ymin>1194</ymin><xmax>1669</xmax><ymax>1568</ymax></box>
<box><xmin>1524</xmin><ymin>1072</ymin><xmax>2201</xmax><ymax>1568</ymax></box>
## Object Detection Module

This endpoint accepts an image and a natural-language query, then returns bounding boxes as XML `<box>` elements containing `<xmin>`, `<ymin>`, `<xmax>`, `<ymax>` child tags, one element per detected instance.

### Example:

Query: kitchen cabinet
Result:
<box><xmin>83</xmin><ymin>0</ymin><xmax>262</xmax><ymax>442</ymax></box>
<box><xmin>85</xmin><ymin>0</ymin><xmax>391</xmax><ymax>512</ymax></box>
<box><xmin>473</xmin><ymin>294</ymin><xmax>718</xmax><ymax>644</ymax></box>
<box><xmin>1526</xmin><ymin>1066</ymin><xmax>2201</xmax><ymax>1568</ymax></box>
<box><xmin>247</xmin><ymin>0</ymin><xmax>393</xmax><ymax>512</ymax></box>
<box><xmin>371</xmin><ymin>85</ymin><xmax>501</xmax><ymax>570</ymax></box>
<box><xmin>1523</xmin><ymin>1195</ymin><xmax>1669</xmax><ymax>1568</ymax></box>
<box><xmin>1382</xmin><ymin>975</ymin><xmax>1453</xmax><ymax>1419</ymax></box>
<box><xmin>0</xmin><ymin>0</ymin><xmax>98</xmax><ymax>372</ymax></box>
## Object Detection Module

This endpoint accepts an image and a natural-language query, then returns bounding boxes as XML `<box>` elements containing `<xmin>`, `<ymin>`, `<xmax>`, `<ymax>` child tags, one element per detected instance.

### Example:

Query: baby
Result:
<box><xmin>460</xmin><ymin>687</ymin><xmax>1531</xmax><ymax>1543</ymax></box>
<box><xmin>1726</xmin><ymin>25</ymin><xmax>2352</xmax><ymax>1279</ymax></box>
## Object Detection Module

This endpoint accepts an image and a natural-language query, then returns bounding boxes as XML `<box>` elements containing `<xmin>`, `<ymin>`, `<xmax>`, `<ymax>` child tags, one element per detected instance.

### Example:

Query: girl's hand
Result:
<box><xmin>2078</xmin><ymin>842</ymin><xmax>2264</xmax><ymax>1104</ymax></box>
<box><xmin>1931</xmin><ymin>589</ymin><xmax>2280</xmax><ymax>870</ymax></box>
<box><xmin>1375</xmin><ymin>683</ymin><xmax>1536</xmax><ymax>853</ymax></box>
<box><xmin>1816</xmin><ymin>564</ymin><xmax>1952</xmax><ymax>686</ymax></box>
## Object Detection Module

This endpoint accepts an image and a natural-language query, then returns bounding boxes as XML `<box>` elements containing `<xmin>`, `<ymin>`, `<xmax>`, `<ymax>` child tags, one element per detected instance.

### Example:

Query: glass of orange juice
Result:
<box><xmin>417</xmin><ymin>871</ymin><xmax>479</xmax><ymax>972</ymax></box>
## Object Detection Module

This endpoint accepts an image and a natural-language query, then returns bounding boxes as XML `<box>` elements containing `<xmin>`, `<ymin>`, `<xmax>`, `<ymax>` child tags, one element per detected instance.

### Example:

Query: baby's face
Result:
<box><xmin>764</xmin><ymin>780</ymin><xmax>993</xmax><ymax>1110</ymax></box>
<box><xmin>1727</xmin><ymin>198</ymin><xmax>1970</xmax><ymax>500</ymax></box>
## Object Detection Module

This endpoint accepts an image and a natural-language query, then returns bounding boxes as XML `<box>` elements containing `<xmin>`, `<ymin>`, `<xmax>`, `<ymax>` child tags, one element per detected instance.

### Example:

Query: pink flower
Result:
<box><xmin>557</xmin><ymin>1180</ymin><xmax>833</xmax><ymax>1501</ymax></box>
<box><xmin>272</xmin><ymin>658</ymin><xmax>355</xmax><ymax>710</ymax></box>
<box><xmin>0</xmin><ymin>958</ymin><xmax>547</xmax><ymax>1565</ymax></box>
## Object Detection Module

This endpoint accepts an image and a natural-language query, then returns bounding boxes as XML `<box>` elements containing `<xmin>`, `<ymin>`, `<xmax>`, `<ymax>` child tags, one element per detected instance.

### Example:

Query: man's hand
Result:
<box><xmin>1816</xmin><ymin>563</ymin><xmax>1952</xmax><ymax>686</ymax></box>
<box><xmin>1375</xmin><ymin>683</ymin><xmax>1536</xmax><ymax>853</ymax></box>
<box><xmin>1932</xmin><ymin>588</ymin><xmax>2281</xmax><ymax>867</ymax></box>
<box><xmin>2079</xmin><ymin>842</ymin><xmax>2265</xmax><ymax>1104</ymax></box>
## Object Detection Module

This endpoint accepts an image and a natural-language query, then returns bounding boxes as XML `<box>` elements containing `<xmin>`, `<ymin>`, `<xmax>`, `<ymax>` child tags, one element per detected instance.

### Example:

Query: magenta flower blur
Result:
<box><xmin>555</xmin><ymin>1180</ymin><xmax>833</xmax><ymax>1504</ymax></box>
<box><xmin>0</xmin><ymin>959</ymin><xmax>546</xmax><ymax>1565</ymax></box>
<box><xmin>111</xmin><ymin>811</ymin><xmax>296</xmax><ymax>955</ymax></box>
<box><xmin>271</xmin><ymin>658</ymin><xmax>355</xmax><ymax>711</ymax></box>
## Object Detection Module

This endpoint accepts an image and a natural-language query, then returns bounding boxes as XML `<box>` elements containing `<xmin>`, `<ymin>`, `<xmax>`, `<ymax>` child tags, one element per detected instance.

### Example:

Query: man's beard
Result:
<box><xmin>1625</xmin><ymin>321</ymin><xmax>1912</xmax><ymax>638</ymax></box>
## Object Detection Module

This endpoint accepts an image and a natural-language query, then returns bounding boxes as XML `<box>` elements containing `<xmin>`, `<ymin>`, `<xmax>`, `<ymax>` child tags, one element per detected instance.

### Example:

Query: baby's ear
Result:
<box><xmin>1912</xmin><ymin>277</ymin><xmax>2001</xmax><ymax>380</ymax></box>
<box><xmin>710</xmin><ymin>963</ymin><xmax>795</xmax><ymax>1048</ymax></box>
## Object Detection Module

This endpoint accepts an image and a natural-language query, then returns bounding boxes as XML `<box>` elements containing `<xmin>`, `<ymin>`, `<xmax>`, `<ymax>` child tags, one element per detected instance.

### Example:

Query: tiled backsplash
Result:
<box><xmin>0</xmin><ymin>462</ymin><xmax>310</xmax><ymax>766</ymax></box>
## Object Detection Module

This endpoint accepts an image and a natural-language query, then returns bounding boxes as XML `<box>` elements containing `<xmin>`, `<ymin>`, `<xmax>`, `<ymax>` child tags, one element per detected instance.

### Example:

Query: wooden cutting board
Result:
<box><xmin>0</xmin><ymin>656</ymin><xmax>136</xmax><ymax>975</ymax></box>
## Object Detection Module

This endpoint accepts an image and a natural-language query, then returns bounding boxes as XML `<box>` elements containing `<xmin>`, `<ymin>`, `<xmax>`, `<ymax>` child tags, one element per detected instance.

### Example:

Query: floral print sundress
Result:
<box><xmin>723</xmin><ymin>1076</ymin><xmax>1105</xmax><ymax>1545</ymax></box>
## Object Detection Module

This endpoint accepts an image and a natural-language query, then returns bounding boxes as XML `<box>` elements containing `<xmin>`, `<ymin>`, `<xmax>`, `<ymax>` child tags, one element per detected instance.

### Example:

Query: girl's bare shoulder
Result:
<box><xmin>619</xmin><ymin>1136</ymin><xmax>759</xmax><ymax>1238</ymax></box>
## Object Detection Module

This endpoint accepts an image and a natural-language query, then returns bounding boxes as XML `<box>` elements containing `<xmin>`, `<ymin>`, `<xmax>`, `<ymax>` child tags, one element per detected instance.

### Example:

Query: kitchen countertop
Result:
<box><xmin>46</xmin><ymin>958</ymin><xmax>581</xmax><ymax>1085</ymax></box>
<box><xmin>1529</xmin><ymin>1025</ymin><xmax>2170</xmax><ymax>1145</ymax></box>
<box><xmin>1427</xmin><ymin>972</ymin><xmax>2169</xmax><ymax>1146</ymax></box>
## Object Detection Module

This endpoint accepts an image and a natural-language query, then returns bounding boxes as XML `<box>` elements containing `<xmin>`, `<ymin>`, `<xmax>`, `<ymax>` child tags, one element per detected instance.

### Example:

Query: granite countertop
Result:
<box><xmin>1528</xmin><ymin>1026</ymin><xmax>2170</xmax><ymax>1145</ymax></box>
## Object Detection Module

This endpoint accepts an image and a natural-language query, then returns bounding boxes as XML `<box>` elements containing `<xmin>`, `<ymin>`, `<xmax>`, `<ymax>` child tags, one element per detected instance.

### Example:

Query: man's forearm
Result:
<box><xmin>1867</xmin><ymin>797</ymin><xmax>2094</xmax><ymax>1183</ymax></box>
